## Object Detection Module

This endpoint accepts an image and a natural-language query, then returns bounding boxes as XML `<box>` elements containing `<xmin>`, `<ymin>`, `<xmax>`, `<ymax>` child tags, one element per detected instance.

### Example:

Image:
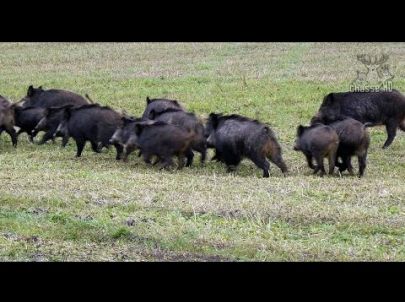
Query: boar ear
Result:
<box><xmin>146</xmin><ymin>96</ymin><xmax>151</xmax><ymax>104</ymax></box>
<box><xmin>27</xmin><ymin>85</ymin><xmax>34</xmax><ymax>97</ymax></box>
<box><xmin>323</xmin><ymin>93</ymin><xmax>334</xmax><ymax>106</ymax></box>
<box><xmin>134</xmin><ymin>124</ymin><xmax>144</xmax><ymax>136</ymax></box>
<box><xmin>263</xmin><ymin>126</ymin><xmax>273</xmax><ymax>136</ymax></box>
<box><xmin>297</xmin><ymin>125</ymin><xmax>305</xmax><ymax>137</ymax></box>
<box><xmin>38</xmin><ymin>86</ymin><xmax>43</xmax><ymax>90</ymax></box>
<box><xmin>149</xmin><ymin>109</ymin><xmax>156</xmax><ymax>120</ymax></box>
<box><xmin>209</xmin><ymin>113</ymin><xmax>219</xmax><ymax>129</ymax></box>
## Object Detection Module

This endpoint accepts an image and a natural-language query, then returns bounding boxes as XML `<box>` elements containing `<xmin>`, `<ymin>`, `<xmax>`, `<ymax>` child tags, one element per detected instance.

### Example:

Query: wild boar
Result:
<box><xmin>55</xmin><ymin>104</ymin><xmax>124</xmax><ymax>158</ymax></box>
<box><xmin>294</xmin><ymin>124</ymin><xmax>339</xmax><ymax>176</ymax></box>
<box><xmin>329</xmin><ymin>118</ymin><xmax>370</xmax><ymax>177</ymax></box>
<box><xmin>149</xmin><ymin>108</ymin><xmax>207</xmax><ymax>165</ymax></box>
<box><xmin>205</xmin><ymin>113</ymin><xmax>288</xmax><ymax>177</ymax></box>
<box><xmin>141</xmin><ymin>97</ymin><xmax>184</xmax><ymax>120</ymax></box>
<box><xmin>311</xmin><ymin>90</ymin><xmax>405</xmax><ymax>148</ymax></box>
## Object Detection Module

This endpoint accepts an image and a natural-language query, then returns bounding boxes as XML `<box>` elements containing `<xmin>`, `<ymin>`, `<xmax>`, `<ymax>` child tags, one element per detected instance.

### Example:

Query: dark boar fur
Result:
<box><xmin>149</xmin><ymin>108</ymin><xmax>207</xmax><ymax>165</ymax></box>
<box><xmin>124</xmin><ymin>121</ymin><xmax>195</xmax><ymax>169</ymax></box>
<box><xmin>33</xmin><ymin>105</ymin><xmax>73</xmax><ymax>146</ymax></box>
<box><xmin>311</xmin><ymin>90</ymin><xmax>405</xmax><ymax>148</ymax></box>
<box><xmin>0</xmin><ymin>95</ymin><xmax>17</xmax><ymax>147</ymax></box>
<box><xmin>109</xmin><ymin>116</ymin><xmax>143</xmax><ymax>162</ymax></box>
<box><xmin>55</xmin><ymin>104</ymin><xmax>124</xmax><ymax>158</ymax></box>
<box><xmin>294</xmin><ymin>124</ymin><xmax>339</xmax><ymax>176</ymax></box>
<box><xmin>20</xmin><ymin>85</ymin><xmax>89</xmax><ymax>108</ymax></box>
<box><xmin>14</xmin><ymin>106</ymin><xmax>47</xmax><ymax>143</ymax></box>
<box><xmin>205</xmin><ymin>113</ymin><xmax>288</xmax><ymax>178</ymax></box>
<box><xmin>141</xmin><ymin>96</ymin><xmax>184</xmax><ymax>120</ymax></box>
<box><xmin>329</xmin><ymin>118</ymin><xmax>370</xmax><ymax>177</ymax></box>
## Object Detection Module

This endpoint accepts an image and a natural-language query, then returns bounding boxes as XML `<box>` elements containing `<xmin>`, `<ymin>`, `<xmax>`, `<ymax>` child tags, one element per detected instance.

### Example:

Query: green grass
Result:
<box><xmin>0</xmin><ymin>42</ymin><xmax>404</xmax><ymax>261</ymax></box>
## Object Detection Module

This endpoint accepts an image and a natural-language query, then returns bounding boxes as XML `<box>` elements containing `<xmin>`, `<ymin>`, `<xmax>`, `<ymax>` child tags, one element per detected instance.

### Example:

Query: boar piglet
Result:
<box><xmin>20</xmin><ymin>85</ymin><xmax>89</xmax><ymax>108</ymax></box>
<box><xmin>124</xmin><ymin>121</ymin><xmax>195</xmax><ymax>169</ymax></box>
<box><xmin>0</xmin><ymin>95</ymin><xmax>17</xmax><ymax>147</ymax></box>
<box><xmin>205</xmin><ymin>113</ymin><xmax>288</xmax><ymax>178</ymax></box>
<box><xmin>14</xmin><ymin>106</ymin><xmax>47</xmax><ymax>143</ymax></box>
<box><xmin>34</xmin><ymin>105</ymin><xmax>73</xmax><ymax>146</ymax></box>
<box><xmin>55</xmin><ymin>104</ymin><xmax>124</xmax><ymax>159</ymax></box>
<box><xmin>141</xmin><ymin>96</ymin><xmax>184</xmax><ymax>120</ymax></box>
<box><xmin>329</xmin><ymin>118</ymin><xmax>370</xmax><ymax>177</ymax></box>
<box><xmin>311</xmin><ymin>90</ymin><xmax>405</xmax><ymax>148</ymax></box>
<box><xmin>294</xmin><ymin>124</ymin><xmax>339</xmax><ymax>176</ymax></box>
<box><xmin>149</xmin><ymin>108</ymin><xmax>207</xmax><ymax>165</ymax></box>
<box><xmin>109</xmin><ymin>116</ymin><xmax>144</xmax><ymax>162</ymax></box>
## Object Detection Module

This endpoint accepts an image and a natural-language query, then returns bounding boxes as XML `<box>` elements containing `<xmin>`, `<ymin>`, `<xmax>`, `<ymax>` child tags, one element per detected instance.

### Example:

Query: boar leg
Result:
<box><xmin>177</xmin><ymin>155</ymin><xmax>186</xmax><ymax>170</ymax></box>
<box><xmin>75</xmin><ymin>139</ymin><xmax>86</xmax><ymax>157</ymax></box>
<box><xmin>27</xmin><ymin>131</ymin><xmax>35</xmax><ymax>143</ymax></box>
<box><xmin>305</xmin><ymin>153</ymin><xmax>315</xmax><ymax>169</ymax></box>
<box><xmin>255</xmin><ymin>158</ymin><xmax>271</xmax><ymax>178</ymax></box>
<box><xmin>250</xmin><ymin>154</ymin><xmax>270</xmax><ymax>178</ymax></box>
<box><xmin>344</xmin><ymin>156</ymin><xmax>354</xmax><ymax>175</ymax></box>
<box><xmin>383</xmin><ymin>120</ymin><xmax>398</xmax><ymax>149</ymax></box>
<box><xmin>114</xmin><ymin>144</ymin><xmax>124</xmax><ymax>160</ymax></box>
<box><xmin>327</xmin><ymin>150</ymin><xmax>337</xmax><ymax>176</ymax></box>
<box><xmin>313</xmin><ymin>153</ymin><xmax>326</xmax><ymax>177</ymax></box>
<box><xmin>269</xmin><ymin>155</ymin><xmax>288</xmax><ymax>175</ymax></box>
<box><xmin>38</xmin><ymin>130</ymin><xmax>55</xmax><ymax>145</ymax></box>
<box><xmin>200</xmin><ymin>149</ymin><xmax>207</xmax><ymax>164</ymax></box>
<box><xmin>335</xmin><ymin>156</ymin><xmax>345</xmax><ymax>172</ymax></box>
<box><xmin>5</xmin><ymin>126</ymin><xmax>17</xmax><ymax>147</ymax></box>
<box><xmin>61</xmin><ymin>135</ymin><xmax>69</xmax><ymax>148</ymax></box>
<box><xmin>185</xmin><ymin>149</ymin><xmax>194</xmax><ymax>167</ymax></box>
<box><xmin>90</xmin><ymin>141</ymin><xmax>102</xmax><ymax>153</ymax></box>
<box><xmin>358</xmin><ymin>153</ymin><xmax>367</xmax><ymax>178</ymax></box>
<box><xmin>160</xmin><ymin>157</ymin><xmax>174</xmax><ymax>170</ymax></box>
<box><xmin>142</xmin><ymin>152</ymin><xmax>153</xmax><ymax>165</ymax></box>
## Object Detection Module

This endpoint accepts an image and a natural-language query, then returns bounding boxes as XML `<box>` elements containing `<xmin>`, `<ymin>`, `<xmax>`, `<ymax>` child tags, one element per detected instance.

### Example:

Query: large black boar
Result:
<box><xmin>14</xmin><ymin>106</ymin><xmax>47</xmax><ymax>143</ymax></box>
<box><xmin>123</xmin><ymin>121</ymin><xmax>195</xmax><ymax>169</ymax></box>
<box><xmin>149</xmin><ymin>108</ymin><xmax>207</xmax><ymax>165</ymax></box>
<box><xmin>205</xmin><ymin>113</ymin><xmax>288</xmax><ymax>178</ymax></box>
<box><xmin>33</xmin><ymin>105</ymin><xmax>73</xmax><ymax>146</ymax></box>
<box><xmin>141</xmin><ymin>97</ymin><xmax>184</xmax><ymax>120</ymax></box>
<box><xmin>329</xmin><ymin>118</ymin><xmax>370</xmax><ymax>177</ymax></box>
<box><xmin>294</xmin><ymin>124</ymin><xmax>339</xmax><ymax>176</ymax></box>
<box><xmin>55</xmin><ymin>104</ymin><xmax>124</xmax><ymax>158</ymax></box>
<box><xmin>311</xmin><ymin>90</ymin><xmax>405</xmax><ymax>148</ymax></box>
<box><xmin>0</xmin><ymin>95</ymin><xmax>17</xmax><ymax>147</ymax></box>
<box><xmin>20</xmin><ymin>85</ymin><xmax>89</xmax><ymax>108</ymax></box>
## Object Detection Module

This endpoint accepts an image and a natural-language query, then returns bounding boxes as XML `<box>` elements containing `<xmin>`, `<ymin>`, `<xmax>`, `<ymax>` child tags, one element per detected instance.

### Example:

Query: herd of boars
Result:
<box><xmin>1</xmin><ymin>85</ymin><xmax>405</xmax><ymax>178</ymax></box>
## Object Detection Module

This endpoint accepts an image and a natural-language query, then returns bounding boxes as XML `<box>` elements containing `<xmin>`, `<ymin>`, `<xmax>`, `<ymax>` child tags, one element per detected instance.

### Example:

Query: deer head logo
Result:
<box><xmin>352</xmin><ymin>53</ymin><xmax>394</xmax><ymax>89</ymax></box>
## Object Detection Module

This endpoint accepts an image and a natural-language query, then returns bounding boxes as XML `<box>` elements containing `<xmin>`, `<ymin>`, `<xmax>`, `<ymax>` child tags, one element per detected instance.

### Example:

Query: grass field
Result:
<box><xmin>0</xmin><ymin>42</ymin><xmax>404</xmax><ymax>261</ymax></box>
